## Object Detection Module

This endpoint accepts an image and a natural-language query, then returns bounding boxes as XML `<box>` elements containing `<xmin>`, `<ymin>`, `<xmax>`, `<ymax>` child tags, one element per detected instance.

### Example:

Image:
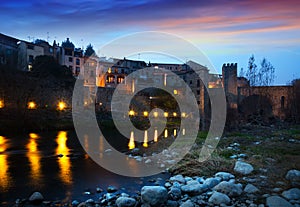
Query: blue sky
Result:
<box><xmin>1</xmin><ymin>0</ymin><xmax>300</xmax><ymax>84</ymax></box>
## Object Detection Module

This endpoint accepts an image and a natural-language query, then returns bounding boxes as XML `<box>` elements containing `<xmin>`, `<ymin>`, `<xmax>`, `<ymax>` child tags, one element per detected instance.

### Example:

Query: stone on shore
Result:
<box><xmin>29</xmin><ymin>192</ymin><xmax>44</xmax><ymax>204</ymax></box>
<box><xmin>234</xmin><ymin>161</ymin><xmax>254</xmax><ymax>175</ymax></box>
<box><xmin>141</xmin><ymin>186</ymin><xmax>168</xmax><ymax>206</ymax></box>
<box><xmin>181</xmin><ymin>181</ymin><xmax>208</xmax><ymax>195</ymax></box>
<box><xmin>266</xmin><ymin>196</ymin><xmax>294</xmax><ymax>207</ymax></box>
<box><xmin>282</xmin><ymin>188</ymin><xmax>300</xmax><ymax>200</ymax></box>
<box><xmin>244</xmin><ymin>184</ymin><xmax>260</xmax><ymax>194</ymax></box>
<box><xmin>170</xmin><ymin>174</ymin><xmax>186</xmax><ymax>184</ymax></box>
<box><xmin>208</xmin><ymin>191</ymin><xmax>230</xmax><ymax>205</ymax></box>
<box><xmin>213</xmin><ymin>181</ymin><xmax>243</xmax><ymax>197</ymax></box>
<box><xmin>286</xmin><ymin>169</ymin><xmax>300</xmax><ymax>182</ymax></box>
<box><xmin>180</xmin><ymin>199</ymin><xmax>194</xmax><ymax>207</ymax></box>
<box><xmin>215</xmin><ymin>172</ymin><xmax>235</xmax><ymax>181</ymax></box>
<box><xmin>116</xmin><ymin>197</ymin><xmax>136</xmax><ymax>207</ymax></box>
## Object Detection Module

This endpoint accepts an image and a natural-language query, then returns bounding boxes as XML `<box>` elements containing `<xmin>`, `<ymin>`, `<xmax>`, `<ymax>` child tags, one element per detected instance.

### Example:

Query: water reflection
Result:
<box><xmin>128</xmin><ymin>131</ymin><xmax>135</xmax><ymax>150</ymax></box>
<box><xmin>164</xmin><ymin>129</ymin><xmax>168</xmax><ymax>138</ymax></box>
<box><xmin>56</xmin><ymin>131</ymin><xmax>72</xmax><ymax>185</ymax></box>
<box><xmin>26</xmin><ymin>133</ymin><xmax>42</xmax><ymax>187</ymax></box>
<box><xmin>173</xmin><ymin>129</ymin><xmax>177</xmax><ymax>137</ymax></box>
<box><xmin>143</xmin><ymin>131</ymin><xmax>148</xmax><ymax>148</ymax></box>
<box><xmin>0</xmin><ymin>136</ymin><xmax>11</xmax><ymax>190</ymax></box>
<box><xmin>154</xmin><ymin>129</ymin><xmax>158</xmax><ymax>142</ymax></box>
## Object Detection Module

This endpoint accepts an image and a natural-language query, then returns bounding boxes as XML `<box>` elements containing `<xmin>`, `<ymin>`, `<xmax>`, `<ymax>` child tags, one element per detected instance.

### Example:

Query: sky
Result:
<box><xmin>1</xmin><ymin>0</ymin><xmax>299</xmax><ymax>85</ymax></box>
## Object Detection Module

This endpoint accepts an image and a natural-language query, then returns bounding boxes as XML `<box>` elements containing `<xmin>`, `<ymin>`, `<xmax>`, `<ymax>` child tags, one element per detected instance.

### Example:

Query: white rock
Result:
<box><xmin>141</xmin><ymin>186</ymin><xmax>168</xmax><ymax>206</ymax></box>
<box><xmin>170</xmin><ymin>174</ymin><xmax>186</xmax><ymax>184</ymax></box>
<box><xmin>234</xmin><ymin>161</ymin><xmax>254</xmax><ymax>175</ymax></box>
<box><xmin>215</xmin><ymin>172</ymin><xmax>235</xmax><ymax>181</ymax></box>
<box><xmin>213</xmin><ymin>181</ymin><xmax>243</xmax><ymax>197</ymax></box>
<box><xmin>244</xmin><ymin>184</ymin><xmax>259</xmax><ymax>194</ymax></box>
<box><xmin>29</xmin><ymin>192</ymin><xmax>44</xmax><ymax>203</ymax></box>
<box><xmin>282</xmin><ymin>188</ymin><xmax>300</xmax><ymax>200</ymax></box>
<box><xmin>208</xmin><ymin>191</ymin><xmax>230</xmax><ymax>205</ymax></box>
<box><xmin>116</xmin><ymin>197</ymin><xmax>136</xmax><ymax>207</ymax></box>
<box><xmin>266</xmin><ymin>196</ymin><xmax>293</xmax><ymax>207</ymax></box>
<box><xmin>286</xmin><ymin>169</ymin><xmax>300</xmax><ymax>182</ymax></box>
<box><xmin>180</xmin><ymin>199</ymin><xmax>194</xmax><ymax>207</ymax></box>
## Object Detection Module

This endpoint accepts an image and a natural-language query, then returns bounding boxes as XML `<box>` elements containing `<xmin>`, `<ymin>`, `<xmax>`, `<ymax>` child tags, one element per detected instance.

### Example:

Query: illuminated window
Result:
<box><xmin>57</xmin><ymin>101</ymin><xmax>66</xmax><ymax>111</ymax></box>
<box><xmin>28</xmin><ymin>101</ymin><xmax>36</xmax><ymax>109</ymax></box>
<box><xmin>143</xmin><ymin>111</ymin><xmax>148</xmax><ymax>117</ymax></box>
<box><xmin>107</xmin><ymin>68</ymin><xmax>112</xmax><ymax>74</ymax></box>
<box><xmin>117</xmin><ymin>76</ymin><xmax>124</xmax><ymax>84</ymax></box>
<box><xmin>164</xmin><ymin>112</ymin><xmax>168</xmax><ymax>117</ymax></box>
<box><xmin>173</xmin><ymin>90</ymin><xmax>178</xmax><ymax>95</ymax></box>
<box><xmin>0</xmin><ymin>100</ymin><xmax>4</xmax><ymax>108</ymax></box>
<box><xmin>181</xmin><ymin>112</ymin><xmax>186</xmax><ymax>117</ymax></box>
<box><xmin>173</xmin><ymin>112</ymin><xmax>177</xmax><ymax>117</ymax></box>
<box><xmin>128</xmin><ymin>110</ymin><xmax>135</xmax><ymax>116</ymax></box>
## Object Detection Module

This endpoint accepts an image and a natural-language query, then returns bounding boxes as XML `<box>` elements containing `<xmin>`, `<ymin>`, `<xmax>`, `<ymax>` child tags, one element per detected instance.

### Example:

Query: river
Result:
<box><xmin>0</xmin><ymin>129</ymin><xmax>172</xmax><ymax>205</ymax></box>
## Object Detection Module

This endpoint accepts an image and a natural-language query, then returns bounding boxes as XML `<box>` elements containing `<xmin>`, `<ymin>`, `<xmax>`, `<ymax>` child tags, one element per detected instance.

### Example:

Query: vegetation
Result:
<box><xmin>84</xmin><ymin>44</ymin><xmax>96</xmax><ymax>57</ymax></box>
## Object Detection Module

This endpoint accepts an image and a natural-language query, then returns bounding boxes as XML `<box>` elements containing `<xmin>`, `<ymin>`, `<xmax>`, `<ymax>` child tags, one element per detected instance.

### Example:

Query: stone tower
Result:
<box><xmin>222</xmin><ymin>63</ymin><xmax>238</xmax><ymax>109</ymax></box>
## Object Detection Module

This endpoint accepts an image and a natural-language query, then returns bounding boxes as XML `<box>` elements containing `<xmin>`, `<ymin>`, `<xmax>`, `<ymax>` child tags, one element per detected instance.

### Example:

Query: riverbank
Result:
<box><xmin>10</xmin><ymin>124</ymin><xmax>300</xmax><ymax>207</ymax></box>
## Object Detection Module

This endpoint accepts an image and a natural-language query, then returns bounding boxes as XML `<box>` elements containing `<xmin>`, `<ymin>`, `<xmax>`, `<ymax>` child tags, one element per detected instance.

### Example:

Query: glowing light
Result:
<box><xmin>128</xmin><ymin>131</ymin><xmax>135</xmax><ymax>150</ymax></box>
<box><xmin>29</xmin><ymin>133</ymin><xmax>39</xmax><ymax>139</ymax></box>
<box><xmin>0</xmin><ymin>100</ymin><xmax>4</xmax><ymax>108</ymax></box>
<box><xmin>26</xmin><ymin>133</ymin><xmax>41</xmax><ymax>186</ymax></box>
<box><xmin>154</xmin><ymin>129</ymin><xmax>158</xmax><ymax>142</ymax></box>
<box><xmin>173</xmin><ymin>112</ymin><xmax>177</xmax><ymax>117</ymax></box>
<box><xmin>143</xmin><ymin>111</ymin><xmax>148</xmax><ymax>117</ymax></box>
<box><xmin>56</xmin><ymin>131</ymin><xmax>72</xmax><ymax>184</ymax></box>
<box><xmin>153</xmin><ymin>111</ymin><xmax>158</xmax><ymax>118</ymax></box>
<box><xmin>0</xmin><ymin>154</ymin><xmax>9</xmax><ymax>190</ymax></box>
<box><xmin>181</xmin><ymin>112</ymin><xmax>186</xmax><ymax>118</ymax></box>
<box><xmin>108</xmin><ymin>67</ymin><xmax>112</xmax><ymax>74</ymax></box>
<box><xmin>84</xmin><ymin>101</ymin><xmax>88</xmax><ymax>105</ymax></box>
<box><xmin>28</xmin><ymin>101</ymin><xmax>36</xmax><ymax>109</ymax></box>
<box><xmin>173</xmin><ymin>89</ymin><xmax>178</xmax><ymax>95</ymax></box>
<box><xmin>143</xmin><ymin>131</ymin><xmax>148</xmax><ymax>148</ymax></box>
<box><xmin>173</xmin><ymin>129</ymin><xmax>177</xmax><ymax>137</ymax></box>
<box><xmin>128</xmin><ymin>110</ymin><xmax>135</xmax><ymax>116</ymax></box>
<box><xmin>0</xmin><ymin>136</ymin><xmax>6</xmax><ymax>153</ymax></box>
<box><xmin>182</xmin><ymin>128</ymin><xmax>186</xmax><ymax>136</ymax></box>
<box><xmin>164</xmin><ymin>112</ymin><xmax>168</xmax><ymax>117</ymax></box>
<box><xmin>132</xmin><ymin>79</ymin><xmax>135</xmax><ymax>93</ymax></box>
<box><xmin>57</xmin><ymin>101</ymin><xmax>66</xmax><ymax>111</ymax></box>
<box><xmin>164</xmin><ymin>74</ymin><xmax>167</xmax><ymax>86</ymax></box>
<box><xmin>164</xmin><ymin>129</ymin><xmax>168</xmax><ymax>138</ymax></box>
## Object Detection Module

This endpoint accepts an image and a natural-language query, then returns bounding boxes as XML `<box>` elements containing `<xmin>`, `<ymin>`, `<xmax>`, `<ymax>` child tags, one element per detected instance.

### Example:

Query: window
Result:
<box><xmin>197</xmin><ymin>80</ymin><xmax>200</xmax><ymax>87</ymax></box>
<box><xmin>117</xmin><ymin>76</ymin><xmax>124</xmax><ymax>84</ymax></box>
<box><xmin>197</xmin><ymin>90</ymin><xmax>200</xmax><ymax>95</ymax></box>
<box><xmin>69</xmin><ymin>65</ymin><xmax>73</xmax><ymax>70</ymax></box>
<box><xmin>49</xmin><ymin>47</ymin><xmax>53</xmax><ymax>53</ymax></box>
<box><xmin>281</xmin><ymin>96</ymin><xmax>285</xmax><ymax>109</ymax></box>
<box><xmin>28</xmin><ymin>55</ymin><xmax>34</xmax><ymax>63</ymax></box>
<box><xmin>90</xmin><ymin>71</ymin><xmax>94</xmax><ymax>77</ymax></box>
<box><xmin>75</xmin><ymin>67</ymin><xmax>80</xmax><ymax>75</ymax></box>
<box><xmin>197</xmin><ymin>101</ymin><xmax>200</xmax><ymax>105</ymax></box>
<box><xmin>189</xmin><ymin>80</ymin><xmax>193</xmax><ymax>85</ymax></box>
<box><xmin>69</xmin><ymin>57</ymin><xmax>73</xmax><ymax>62</ymax></box>
<box><xmin>76</xmin><ymin>58</ymin><xmax>80</xmax><ymax>65</ymax></box>
<box><xmin>27</xmin><ymin>45</ymin><xmax>34</xmax><ymax>50</ymax></box>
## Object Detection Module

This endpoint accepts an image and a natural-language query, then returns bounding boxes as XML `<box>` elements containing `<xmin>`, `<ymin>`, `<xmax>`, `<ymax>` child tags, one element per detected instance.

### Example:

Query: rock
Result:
<box><xmin>145</xmin><ymin>159</ymin><xmax>152</xmax><ymax>164</ymax></box>
<box><xmin>208</xmin><ymin>191</ymin><xmax>230</xmax><ymax>205</ymax></box>
<box><xmin>170</xmin><ymin>175</ymin><xmax>186</xmax><ymax>184</ymax></box>
<box><xmin>203</xmin><ymin>177</ymin><xmax>221</xmax><ymax>189</ymax></box>
<box><xmin>166</xmin><ymin>200</ymin><xmax>178</xmax><ymax>207</ymax></box>
<box><xmin>215</xmin><ymin>172</ymin><xmax>235</xmax><ymax>181</ymax></box>
<box><xmin>234</xmin><ymin>161</ymin><xmax>254</xmax><ymax>175</ymax></box>
<box><xmin>169</xmin><ymin>187</ymin><xmax>182</xmax><ymax>200</ymax></box>
<box><xmin>213</xmin><ymin>181</ymin><xmax>243</xmax><ymax>197</ymax></box>
<box><xmin>165</xmin><ymin>182</ymin><xmax>172</xmax><ymax>188</ymax></box>
<box><xmin>141</xmin><ymin>186</ymin><xmax>168</xmax><ymax>206</ymax></box>
<box><xmin>244</xmin><ymin>184</ymin><xmax>259</xmax><ymax>194</ymax></box>
<box><xmin>72</xmin><ymin>200</ymin><xmax>80</xmax><ymax>206</ymax></box>
<box><xmin>107</xmin><ymin>185</ymin><xmax>118</xmax><ymax>192</ymax></box>
<box><xmin>180</xmin><ymin>199</ymin><xmax>194</xmax><ymax>207</ymax></box>
<box><xmin>282</xmin><ymin>188</ymin><xmax>300</xmax><ymax>200</ymax></box>
<box><xmin>266</xmin><ymin>196</ymin><xmax>294</xmax><ymax>207</ymax></box>
<box><xmin>96</xmin><ymin>187</ymin><xmax>103</xmax><ymax>193</ymax></box>
<box><xmin>181</xmin><ymin>181</ymin><xmax>208</xmax><ymax>196</ymax></box>
<box><xmin>286</xmin><ymin>169</ymin><xmax>300</xmax><ymax>182</ymax></box>
<box><xmin>85</xmin><ymin>198</ymin><xmax>94</xmax><ymax>204</ymax></box>
<box><xmin>105</xmin><ymin>193</ymin><xmax>116</xmax><ymax>201</ymax></box>
<box><xmin>29</xmin><ymin>192</ymin><xmax>44</xmax><ymax>204</ymax></box>
<box><xmin>116</xmin><ymin>197</ymin><xmax>136</xmax><ymax>207</ymax></box>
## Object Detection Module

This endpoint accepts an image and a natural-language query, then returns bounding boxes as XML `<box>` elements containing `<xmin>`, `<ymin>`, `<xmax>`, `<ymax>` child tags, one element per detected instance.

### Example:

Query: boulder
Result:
<box><xmin>181</xmin><ymin>181</ymin><xmax>208</xmax><ymax>196</ymax></box>
<box><xmin>169</xmin><ymin>187</ymin><xmax>182</xmax><ymax>200</ymax></box>
<box><xmin>213</xmin><ymin>181</ymin><xmax>243</xmax><ymax>197</ymax></box>
<box><xmin>266</xmin><ymin>196</ymin><xmax>293</xmax><ymax>207</ymax></box>
<box><xmin>180</xmin><ymin>199</ymin><xmax>194</xmax><ymax>207</ymax></box>
<box><xmin>286</xmin><ymin>169</ymin><xmax>300</xmax><ymax>182</ymax></box>
<box><xmin>208</xmin><ymin>191</ymin><xmax>230</xmax><ymax>205</ymax></box>
<box><xmin>244</xmin><ymin>184</ymin><xmax>259</xmax><ymax>194</ymax></box>
<box><xmin>141</xmin><ymin>186</ymin><xmax>168</xmax><ymax>206</ymax></box>
<box><xmin>215</xmin><ymin>172</ymin><xmax>235</xmax><ymax>181</ymax></box>
<box><xmin>170</xmin><ymin>175</ymin><xmax>186</xmax><ymax>184</ymax></box>
<box><xmin>29</xmin><ymin>192</ymin><xmax>44</xmax><ymax>204</ymax></box>
<box><xmin>282</xmin><ymin>188</ymin><xmax>300</xmax><ymax>200</ymax></box>
<box><xmin>234</xmin><ymin>161</ymin><xmax>254</xmax><ymax>175</ymax></box>
<box><xmin>116</xmin><ymin>197</ymin><xmax>136</xmax><ymax>207</ymax></box>
<box><xmin>203</xmin><ymin>177</ymin><xmax>221</xmax><ymax>188</ymax></box>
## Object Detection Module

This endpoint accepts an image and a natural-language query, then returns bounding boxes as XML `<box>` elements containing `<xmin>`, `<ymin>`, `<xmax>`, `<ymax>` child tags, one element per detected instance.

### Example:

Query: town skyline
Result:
<box><xmin>1</xmin><ymin>0</ymin><xmax>300</xmax><ymax>84</ymax></box>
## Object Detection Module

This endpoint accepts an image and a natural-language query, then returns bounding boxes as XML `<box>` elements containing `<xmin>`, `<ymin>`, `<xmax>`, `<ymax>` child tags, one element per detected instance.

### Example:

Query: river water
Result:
<box><xmin>0</xmin><ymin>129</ymin><xmax>172</xmax><ymax>205</ymax></box>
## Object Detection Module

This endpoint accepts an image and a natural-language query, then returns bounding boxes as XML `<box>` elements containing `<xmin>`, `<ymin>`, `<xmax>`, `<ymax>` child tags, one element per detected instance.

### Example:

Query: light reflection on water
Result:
<box><xmin>56</xmin><ymin>131</ymin><xmax>72</xmax><ymax>185</ymax></box>
<box><xmin>26</xmin><ymin>133</ymin><xmax>42</xmax><ymax>187</ymax></box>
<box><xmin>0</xmin><ymin>136</ymin><xmax>11</xmax><ymax>191</ymax></box>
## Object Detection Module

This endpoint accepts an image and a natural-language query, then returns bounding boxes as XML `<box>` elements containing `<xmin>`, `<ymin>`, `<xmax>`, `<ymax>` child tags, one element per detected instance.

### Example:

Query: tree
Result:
<box><xmin>245</xmin><ymin>55</ymin><xmax>275</xmax><ymax>86</ymax></box>
<box><xmin>84</xmin><ymin>44</ymin><xmax>96</xmax><ymax>57</ymax></box>
<box><xmin>61</xmin><ymin>38</ymin><xmax>75</xmax><ymax>48</ymax></box>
